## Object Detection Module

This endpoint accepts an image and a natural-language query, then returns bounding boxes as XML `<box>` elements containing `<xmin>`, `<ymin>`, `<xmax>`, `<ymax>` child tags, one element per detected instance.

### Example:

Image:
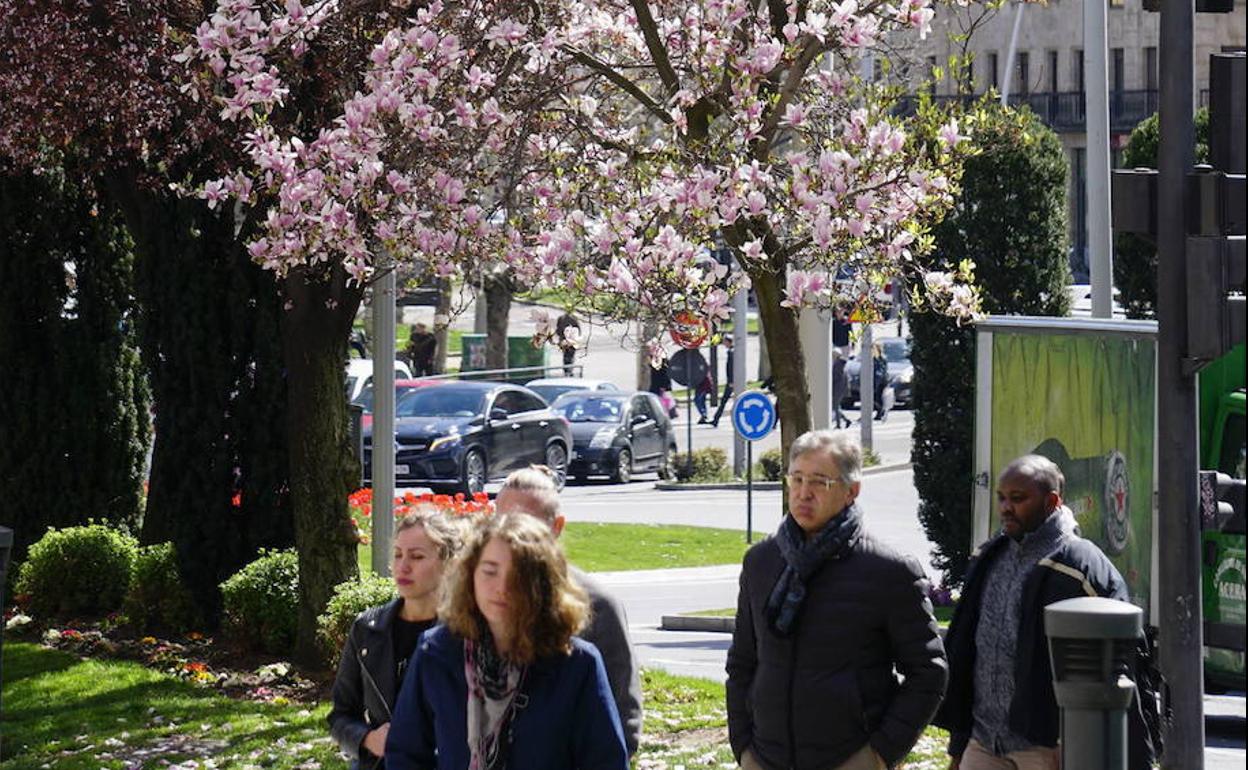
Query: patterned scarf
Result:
<box><xmin>464</xmin><ymin>624</ymin><xmax>528</xmax><ymax>770</ymax></box>
<box><xmin>765</xmin><ymin>503</ymin><xmax>863</xmax><ymax>636</ymax></box>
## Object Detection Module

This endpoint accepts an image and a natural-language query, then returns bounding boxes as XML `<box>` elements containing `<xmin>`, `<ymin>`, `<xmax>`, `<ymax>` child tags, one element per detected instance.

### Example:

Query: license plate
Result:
<box><xmin>395</xmin><ymin>464</ymin><xmax>409</xmax><ymax>475</ymax></box>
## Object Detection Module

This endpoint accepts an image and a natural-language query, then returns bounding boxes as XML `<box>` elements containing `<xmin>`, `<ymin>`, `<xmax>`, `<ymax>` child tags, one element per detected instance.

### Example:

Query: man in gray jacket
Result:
<box><xmin>495</xmin><ymin>466</ymin><xmax>643</xmax><ymax>756</ymax></box>
<box><xmin>727</xmin><ymin>430</ymin><xmax>947</xmax><ymax>770</ymax></box>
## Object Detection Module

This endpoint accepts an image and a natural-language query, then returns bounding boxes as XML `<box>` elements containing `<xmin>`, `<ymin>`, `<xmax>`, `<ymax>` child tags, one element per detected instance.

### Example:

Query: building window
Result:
<box><xmin>1145</xmin><ymin>46</ymin><xmax>1158</xmax><ymax>91</ymax></box>
<box><xmin>1109</xmin><ymin>0</ymin><xmax>1125</xmax><ymax>7</ymax></box>
<box><xmin>1015</xmin><ymin>52</ymin><xmax>1030</xmax><ymax>95</ymax></box>
<box><xmin>1074</xmin><ymin>48</ymin><xmax>1085</xmax><ymax>92</ymax></box>
<box><xmin>1048</xmin><ymin>50</ymin><xmax>1060</xmax><ymax>93</ymax></box>
<box><xmin>989</xmin><ymin>51</ymin><xmax>999</xmax><ymax>90</ymax></box>
<box><xmin>926</xmin><ymin>56</ymin><xmax>938</xmax><ymax>96</ymax></box>
<box><xmin>1112</xmin><ymin>48</ymin><xmax>1125</xmax><ymax>92</ymax></box>
<box><xmin>873</xmin><ymin>58</ymin><xmax>883</xmax><ymax>83</ymax></box>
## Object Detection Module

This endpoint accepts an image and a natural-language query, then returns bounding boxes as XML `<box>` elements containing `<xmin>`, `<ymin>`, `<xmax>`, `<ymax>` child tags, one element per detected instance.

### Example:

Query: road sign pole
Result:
<box><xmin>685</xmin><ymin>386</ymin><xmax>693</xmax><ymax>475</ymax></box>
<box><xmin>747</xmin><ymin>441</ymin><xmax>754</xmax><ymax>544</ymax></box>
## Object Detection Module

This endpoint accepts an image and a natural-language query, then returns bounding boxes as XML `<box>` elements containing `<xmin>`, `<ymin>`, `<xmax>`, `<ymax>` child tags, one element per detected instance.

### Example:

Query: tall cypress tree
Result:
<box><xmin>911</xmin><ymin>106</ymin><xmax>1071</xmax><ymax>584</ymax></box>
<box><xmin>0</xmin><ymin>160</ymin><xmax>149</xmax><ymax>559</ymax></box>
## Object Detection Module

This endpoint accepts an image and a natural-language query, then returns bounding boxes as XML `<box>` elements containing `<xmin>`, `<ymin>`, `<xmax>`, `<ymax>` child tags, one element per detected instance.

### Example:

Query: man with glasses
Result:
<box><xmin>726</xmin><ymin>430</ymin><xmax>946</xmax><ymax>770</ymax></box>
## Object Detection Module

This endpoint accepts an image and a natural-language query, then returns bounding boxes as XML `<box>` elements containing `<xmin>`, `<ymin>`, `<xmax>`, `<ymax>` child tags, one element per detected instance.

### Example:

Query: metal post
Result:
<box><xmin>1086</xmin><ymin>0</ymin><xmax>1114</xmax><ymax>318</ymax></box>
<box><xmin>859</xmin><ymin>323</ymin><xmax>874</xmax><ymax>451</ymax></box>
<box><xmin>1001</xmin><ymin>1</ymin><xmax>1025</xmax><ymax>105</ymax></box>
<box><xmin>685</xmin><ymin>385</ymin><xmax>693</xmax><ymax>476</ymax></box>
<box><xmin>746</xmin><ymin>441</ymin><xmax>754</xmax><ymax>544</ymax></box>
<box><xmin>799</xmin><ymin>308</ymin><xmax>831</xmax><ymax>430</ymax></box>
<box><xmin>732</xmin><ymin>285</ymin><xmax>749</xmax><ymax>476</ymax></box>
<box><xmin>1157</xmin><ymin>0</ymin><xmax>1204</xmax><ymax>765</ymax></box>
<box><xmin>372</xmin><ymin>266</ymin><xmax>396</xmax><ymax>576</ymax></box>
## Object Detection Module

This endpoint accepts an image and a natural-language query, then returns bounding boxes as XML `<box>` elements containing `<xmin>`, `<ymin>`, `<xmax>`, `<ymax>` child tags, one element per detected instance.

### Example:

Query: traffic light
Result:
<box><xmin>1200</xmin><ymin>470</ymin><xmax>1247</xmax><ymax>532</ymax></box>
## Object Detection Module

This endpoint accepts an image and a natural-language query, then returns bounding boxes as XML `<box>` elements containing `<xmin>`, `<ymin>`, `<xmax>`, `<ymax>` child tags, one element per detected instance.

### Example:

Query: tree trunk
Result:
<box><xmin>281</xmin><ymin>266</ymin><xmax>363</xmax><ymax>667</ymax></box>
<box><xmin>110</xmin><ymin>181</ymin><xmax>294</xmax><ymax>622</ymax></box>
<box><xmin>749</xmin><ymin>267</ymin><xmax>811</xmax><ymax>460</ymax></box>
<box><xmin>483</xmin><ymin>272</ymin><xmax>512</xmax><ymax>372</ymax></box>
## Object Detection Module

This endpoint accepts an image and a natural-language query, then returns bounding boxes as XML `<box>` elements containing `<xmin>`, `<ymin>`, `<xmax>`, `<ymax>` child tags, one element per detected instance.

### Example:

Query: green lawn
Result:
<box><xmin>2</xmin><ymin>641</ymin><xmax>951</xmax><ymax>769</ymax></box>
<box><xmin>361</xmin><ymin>522</ymin><xmax>751</xmax><ymax>574</ymax></box>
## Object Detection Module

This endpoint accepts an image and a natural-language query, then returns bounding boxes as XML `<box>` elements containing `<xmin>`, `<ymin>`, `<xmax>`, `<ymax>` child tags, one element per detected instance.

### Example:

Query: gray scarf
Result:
<box><xmin>464</xmin><ymin>625</ymin><xmax>527</xmax><ymax>770</ymax></box>
<box><xmin>765</xmin><ymin>504</ymin><xmax>862</xmax><ymax>636</ymax></box>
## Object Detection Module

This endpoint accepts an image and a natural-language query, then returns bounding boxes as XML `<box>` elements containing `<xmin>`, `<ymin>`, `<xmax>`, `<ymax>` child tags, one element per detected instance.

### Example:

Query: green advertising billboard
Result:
<box><xmin>977</xmin><ymin>319</ymin><xmax>1157</xmax><ymax>615</ymax></box>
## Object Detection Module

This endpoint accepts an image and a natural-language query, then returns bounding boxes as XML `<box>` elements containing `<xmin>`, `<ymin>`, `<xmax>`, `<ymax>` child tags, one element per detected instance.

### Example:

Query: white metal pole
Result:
<box><xmin>1085</xmin><ymin>0</ymin><xmax>1114</xmax><ymax>318</ymax></box>
<box><xmin>371</xmin><ymin>265</ymin><xmax>396</xmax><ymax>575</ymax></box>
<box><xmin>859</xmin><ymin>323</ymin><xmax>873</xmax><ymax>451</ymax></box>
<box><xmin>1001</xmin><ymin>1</ymin><xmax>1026</xmax><ymax>105</ymax></box>
<box><xmin>732</xmin><ymin>283</ymin><xmax>749</xmax><ymax>476</ymax></box>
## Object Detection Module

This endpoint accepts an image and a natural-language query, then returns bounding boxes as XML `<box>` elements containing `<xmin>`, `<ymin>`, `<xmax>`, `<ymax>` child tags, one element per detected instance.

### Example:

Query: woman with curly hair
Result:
<box><xmin>328</xmin><ymin>507</ymin><xmax>467</xmax><ymax>769</ymax></box>
<box><xmin>385</xmin><ymin>513</ymin><xmax>628</xmax><ymax>770</ymax></box>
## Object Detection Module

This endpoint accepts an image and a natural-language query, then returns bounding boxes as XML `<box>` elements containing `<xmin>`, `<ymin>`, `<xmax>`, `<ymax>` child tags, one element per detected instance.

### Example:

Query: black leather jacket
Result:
<box><xmin>328</xmin><ymin>599</ymin><xmax>403</xmax><ymax>770</ymax></box>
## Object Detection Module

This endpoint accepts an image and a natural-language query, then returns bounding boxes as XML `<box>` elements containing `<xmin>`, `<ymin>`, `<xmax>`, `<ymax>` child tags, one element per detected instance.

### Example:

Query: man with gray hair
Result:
<box><xmin>495</xmin><ymin>466</ymin><xmax>642</xmax><ymax>756</ymax></box>
<box><xmin>726</xmin><ymin>430</ymin><xmax>947</xmax><ymax>770</ymax></box>
<box><xmin>933</xmin><ymin>454</ymin><xmax>1156</xmax><ymax>769</ymax></box>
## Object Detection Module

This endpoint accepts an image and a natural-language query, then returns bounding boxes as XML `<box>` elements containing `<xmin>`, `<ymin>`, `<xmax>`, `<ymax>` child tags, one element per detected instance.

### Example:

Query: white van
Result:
<box><xmin>346</xmin><ymin>358</ymin><xmax>414</xmax><ymax>403</ymax></box>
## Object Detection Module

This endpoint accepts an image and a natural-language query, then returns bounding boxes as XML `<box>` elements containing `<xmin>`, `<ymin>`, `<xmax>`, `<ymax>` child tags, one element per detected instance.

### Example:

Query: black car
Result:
<box><xmin>363</xmin><ymin>381</ymin><xmax>571</xmax><ymax>495</ymax></box>
<box><xmin>844</xmin><ymin>337</ymin><xmax>914</xmax><ymax>406</ymax></box>
<box><xmin>551</xmin><ymin>391</ymin><xmax>677</xmax><ymax>483</ymax></box>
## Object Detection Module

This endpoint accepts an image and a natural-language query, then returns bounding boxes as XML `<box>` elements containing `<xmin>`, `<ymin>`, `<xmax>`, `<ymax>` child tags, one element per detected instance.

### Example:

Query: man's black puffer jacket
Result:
<box><xmin>726</xmin><ymin>530</ymin><xmax>947</xmax><ymax>769</ymax></box>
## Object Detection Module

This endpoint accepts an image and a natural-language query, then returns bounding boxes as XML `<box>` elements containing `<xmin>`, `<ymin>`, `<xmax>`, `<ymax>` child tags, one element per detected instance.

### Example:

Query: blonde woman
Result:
<box><xmin>329</xmin><ymin>508</ymin><xmax>466</xmax><ymax>770</ymax></box>
<box><xmin>386</xmin><ymin>513</ymin><xmax>627</xmax><ymax>770</ymax></box>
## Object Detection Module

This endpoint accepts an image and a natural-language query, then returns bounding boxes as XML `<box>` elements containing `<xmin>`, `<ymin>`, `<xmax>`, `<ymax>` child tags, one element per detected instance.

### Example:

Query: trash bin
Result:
<box><xmin>507</xmin><ymin>335</ymin><xmax>547</xmax><ymax>382</ymax></box>
<box><xmin>1045</xmin><ymin>596</ymin><xmax>1143</xmax><ymax>770</ymax></box>
<box><xmin>461</xmin><ymin>334</ymin><xmax>489</xmax><ymax>373</ymax></box>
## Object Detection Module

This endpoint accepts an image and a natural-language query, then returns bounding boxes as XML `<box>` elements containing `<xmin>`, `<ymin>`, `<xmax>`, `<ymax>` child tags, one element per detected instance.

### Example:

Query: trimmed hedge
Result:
<box><xmin>15</xmin><ymin>524</ymin><xmax>137</xmax><ymax>619</ymax></box>
<box><xmin>674</xmin><ymin>447</ymin><xmax>733</xmax><ymax>483</ymax></box>
<box><xmin>317</xmin><ymin>573</ymin><xmax>397</xmax><ymax>662</ymax></box>
<box><xmin>123</xmin><ymin>542</ymin><xmax>200</xmax><ymax>634</ymax></box>
<box><xmin>220</xmin><ymin>549</ymin><xmax>299</xmax><ymax>655</ymax></box>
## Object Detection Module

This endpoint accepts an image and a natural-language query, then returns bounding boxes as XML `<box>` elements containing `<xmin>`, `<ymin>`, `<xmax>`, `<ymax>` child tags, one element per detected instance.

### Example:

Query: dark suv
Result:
<box><xmin>552</xmin><ymin>391</ymin><xmax>677</xmax><ymax>483</ymax></box>
<box><xmin>363</xmin><ymin>381</ymin><xmax>571</xmax><ymax>495</ymax></box>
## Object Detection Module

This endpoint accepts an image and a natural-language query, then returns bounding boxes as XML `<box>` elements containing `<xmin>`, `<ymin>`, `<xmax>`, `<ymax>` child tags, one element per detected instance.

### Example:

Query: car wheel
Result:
<box><xmin>544</xmin><ymin>443</ymin><xmax>568</xmax><ymax>491</ymax></box>
<box><xmin>658</xmin><ymin>445</ymin><xmax>676</xmax><ymax>480</ymax></box>
<box><xmin>611</xmin><ymin>447</ymin><xmax>633</xmax><ymax>484</ymax></box>
<box><xmin>460</xmin><ymin>449</ymin><xmax>487</xmax><ymax>497</ymax></box>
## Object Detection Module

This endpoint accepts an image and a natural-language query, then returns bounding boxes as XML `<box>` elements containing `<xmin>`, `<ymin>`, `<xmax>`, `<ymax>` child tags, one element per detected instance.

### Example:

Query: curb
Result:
<box><xmin>652</xmin><ymin>461</ymin><xmax>913</xmax><ymax>491</ymax></box>
<box><xmin>661</xmin><ymin>614</ymin><xmax>736</xmax><ymax>633</ymax></box>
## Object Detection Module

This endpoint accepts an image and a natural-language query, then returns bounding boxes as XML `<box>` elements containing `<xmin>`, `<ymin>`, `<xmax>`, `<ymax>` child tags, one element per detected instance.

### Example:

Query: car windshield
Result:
<box><xmin>531</xmin><ymin>385</ymin><xmax>583</xmax><ymax>403</ymax></box>
<box><xmin>396</xmin><ymin>387</ymin><xmax>485</xmax><ymax>418</ymax></box>
<box><xmin>882</xmin><ymin>339</ymin><xmax>910</xmax><ymax>362</ymax></box>
<box><xmin>553</xmin><ymin>396</ymin><xmax>625</xmax><ymax>423</ymax></box>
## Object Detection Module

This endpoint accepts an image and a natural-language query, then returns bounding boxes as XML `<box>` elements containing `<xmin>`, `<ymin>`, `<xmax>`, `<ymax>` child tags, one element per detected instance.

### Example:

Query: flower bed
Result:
<box><xmin>348</xmin><ymin>488</ymin><xmax>492</xmax><ymax>544</ymax></box>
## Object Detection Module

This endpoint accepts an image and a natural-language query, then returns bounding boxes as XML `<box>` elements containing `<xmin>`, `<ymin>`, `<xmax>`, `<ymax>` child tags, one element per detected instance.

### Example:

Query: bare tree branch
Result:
<box><xmin>629</xmin><ymin>0</ymin><xmax>681</xmax><ymax>97</ymax></box>
<box><xmin>562</xmin><ymin>47</ymin><xmax>673</xmax><ymax>124</ymax></box>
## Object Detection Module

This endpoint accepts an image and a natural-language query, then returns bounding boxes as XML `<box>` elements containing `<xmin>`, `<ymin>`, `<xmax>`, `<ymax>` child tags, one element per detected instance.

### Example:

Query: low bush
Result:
<box><xmin>317</xmin><ymin>573</ymin><xmax>397</xmax><ymax>662</ymax></box>
<box><xmin>15</xmin><ymin>524</ymin><xmax>137</xmax><ymax>619</ymax></box>
<box><xmin>220</xmin><ymin>549</ymin><xmax>299</xmax><ymax>655</ymax></box>
<box><xmin>755</xmin><ymin>448</ymin><xmax>784</xmax><ymax>481</ymax></box>
<box><xmin>674</xmin><ymin>447</ymin><xmax>733</xmax><ymax>483</ymax></box>
<box><xmin>123</xmin><ymin>542</ymin><xmax>200</xmax><ymax>634</ymax></box>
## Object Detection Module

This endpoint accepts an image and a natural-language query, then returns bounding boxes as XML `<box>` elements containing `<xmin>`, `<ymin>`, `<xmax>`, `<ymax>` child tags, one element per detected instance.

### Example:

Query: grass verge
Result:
<box><xmin>3</xmin><ymin>641</ymin><xmax>951</xmax><ymax>769</ymax></box>
<box><xmin>361</xmin><ymin>522</ymin><xmax>750</xmax><ymax>574</ymax></box>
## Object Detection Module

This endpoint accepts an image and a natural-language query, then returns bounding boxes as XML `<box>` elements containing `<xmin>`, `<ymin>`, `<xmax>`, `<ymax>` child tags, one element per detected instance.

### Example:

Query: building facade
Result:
<box><xmin>905</xmin><ymin>0</ymin><xmax>1245</xmax><ymax>281</ymax></box>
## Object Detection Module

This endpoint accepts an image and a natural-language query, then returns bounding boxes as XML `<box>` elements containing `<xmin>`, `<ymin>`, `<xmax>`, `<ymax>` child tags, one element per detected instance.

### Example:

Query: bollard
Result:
<box><xmin>1045</xmin><ymin>596</ymin><xmax>1143</xmax><ymax>770</ymax></box>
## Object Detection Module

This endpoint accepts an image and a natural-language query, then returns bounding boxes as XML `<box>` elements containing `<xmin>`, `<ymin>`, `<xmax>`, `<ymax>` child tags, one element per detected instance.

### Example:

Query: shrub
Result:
<box><xmin>123</xmin><ymin>542</ymin><xmax>200</xmax><ymax>634</ymax></box>
<box><xmin>913</xmin><ymin>104</ymin><xmax>1070</xmax><ymax>585</ymax></box>
<box><xmin>14</xmin><ymin>524</ymin><xmax>137</xmax><ymax>619</ymax></box>
<box><xmin>674</xmin><ymin>447</ymin><xmax>733</xmax><ymax>483</ymax></box>
<box><xmin>755</xmin><ymin>448</ymin><xmax>784</xmax><ymax>481</ymax></box>
<box><xmin>317</xmin><ymin>572</ymin><xmax>397</xmax><ymax>662</ymax></box>
<box><xmin>220</xmin><ymin>549</ymin><xmax>299</xmax><ymax>655</ymax></box>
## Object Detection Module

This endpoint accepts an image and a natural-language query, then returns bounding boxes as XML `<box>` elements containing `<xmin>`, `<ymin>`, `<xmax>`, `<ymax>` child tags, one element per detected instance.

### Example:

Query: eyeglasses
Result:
<box><xmin>785</xmin><ymin>473</ymin><xmax>843</xmax><ymax>492</ymax></box>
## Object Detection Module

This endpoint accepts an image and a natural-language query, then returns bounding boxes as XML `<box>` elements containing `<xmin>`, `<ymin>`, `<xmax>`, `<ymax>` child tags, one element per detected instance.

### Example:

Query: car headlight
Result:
<box><xmin>898</xmin><ymin>369</ymin><xmax>913</xmax><ymax>384</ymax></box>
<box><xmin>428</xmin><ymin>434</ymin><xmax>462</xmax><ymax>452</ymax></box>
<box><xmin>589</xmin><ymin>428</ymin><xmax>616</xmax><ymax>449</ymax></box>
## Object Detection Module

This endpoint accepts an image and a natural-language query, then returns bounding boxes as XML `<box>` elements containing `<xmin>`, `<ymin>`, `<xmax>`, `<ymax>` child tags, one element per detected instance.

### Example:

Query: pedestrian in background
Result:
<box><xmin>385</xmin><ymin>514</ymin><xmax>628</xmax><ymax>770</ymax></box>
<box><xmin>726</xmin><ymin>430</ymin><xmax>947</xmax><ymax>770</ymax></box>
<box><xmin>405</xmin><ymin>322</ymin><xmax>438</xmax><ymax>376</ymax></box>
<box><xmin>494</xmin><ymin>467</ymin><xmax>643</xmax><ymax>756</ymax></box>
<box><xmin>832</xmin><ymin>348</ymin><xmax>850</xmax><ymax>429</ymax></box>
<box><xmin>871</xmin><ymin>342</ymin><xmax>890</xmax><ymax>422</ymax></box>
<box><xmin>694</xmin><ymin>373</ymin><xmax>713</xmax><ymax>424</ymax></box>
<box><xmin>556</xmin><ymin>312</ymin><xmax>581</xmax><ymax>376</ymax></box>
<box><xmin>328</xmin><ymin>508</ymin><xmax>466</xmax><ymax>769</ymax></box>
<box><xmin>933</xmin><ymin>454</ymin><xmax>1158</xmax><ymax>770</ymax></box>
<box><xmin>709</xmin><ymin>336</ymin><xmax>735</xmax><ymax>428</ymax></box>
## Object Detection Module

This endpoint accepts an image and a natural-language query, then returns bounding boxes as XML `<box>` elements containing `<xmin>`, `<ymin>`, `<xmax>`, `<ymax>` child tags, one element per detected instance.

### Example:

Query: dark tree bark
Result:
<box><xmin>483</xmin><ymin>272</ymin><xmax>513</xmax><ymax>372</ymax></box>
<box><xmin>749</xmin><ymin>266</ymin><xmax>810</xmax><ymax>461</ymax></box>
<box><xmin>280</xmin><ymin>265</ymin><xmax>363</xmax><ymax>666</ymax></box>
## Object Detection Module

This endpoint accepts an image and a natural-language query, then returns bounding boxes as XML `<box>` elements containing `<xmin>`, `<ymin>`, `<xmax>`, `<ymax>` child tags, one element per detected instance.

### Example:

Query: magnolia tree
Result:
<box><xmin>187</xmin><ymin>0</ymin><xmax>983</xmax><ymax>468</ymax></box>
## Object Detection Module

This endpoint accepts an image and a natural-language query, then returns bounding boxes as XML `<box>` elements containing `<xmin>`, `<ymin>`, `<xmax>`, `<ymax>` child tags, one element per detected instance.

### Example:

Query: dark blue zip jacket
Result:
<box><xmin>933</xmin><ymin>531</ymin><xmax>1158</xmax><ymax>768</ymax></box>
<box><xmin>384</xmin><ymin>624</ymin><xmax>628</xmax><ymax>770</ymax></box>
